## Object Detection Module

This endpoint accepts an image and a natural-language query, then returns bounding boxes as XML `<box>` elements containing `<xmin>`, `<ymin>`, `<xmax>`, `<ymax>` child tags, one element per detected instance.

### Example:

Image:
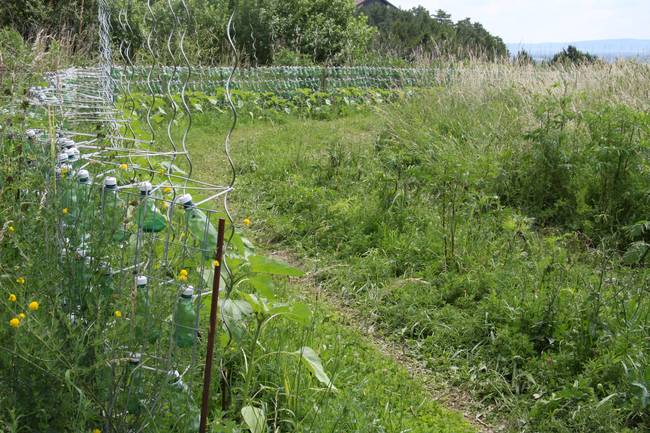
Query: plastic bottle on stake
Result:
<box><xmin>72</xmin><ymin>169</ymin><xmax>94</xmax><ymax>235</ymax></box>
<box><xmin>165</xmin><ymin>370</ymin><xmax>200</xmax><ymax>431</ymax></box>
<box><xmin>174</xmin><ymin>286</ymin><xmax>196</xmax><ymax>348</ymax></box>
<box><xmin>66</xmin><ymin>147</ymin><xmax>82</xmax><ymax>170</ymax></box>
<box><xmin>125</xmin><ymin>353</ymin><xmax>143</xmax><ymax>414</ymax></box>
<box><xmin>178</xmin><ymin>194</ymin><xmax>218</xmax><ymax>260</ymax></box>
<box><xmin>101</xmin><ymin>177</ymin><xmax>128</xmax><ymax>243</ymax></box>
<box><xmin>136</xmin><ymin>181</ymin><xmax>167</xmax><ymax>233</ymax></box>
<box><xmin>134</xmin><ymin>276</ymin><xmax>159</xmax><ymax>344</ymax></box>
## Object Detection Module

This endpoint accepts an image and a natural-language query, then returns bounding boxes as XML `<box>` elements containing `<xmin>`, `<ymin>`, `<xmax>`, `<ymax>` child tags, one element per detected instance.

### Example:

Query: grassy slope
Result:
<box><xmin>186</xmin><ymin>111</ymin><xmax>476</xmax><ymax>432</ymax></box>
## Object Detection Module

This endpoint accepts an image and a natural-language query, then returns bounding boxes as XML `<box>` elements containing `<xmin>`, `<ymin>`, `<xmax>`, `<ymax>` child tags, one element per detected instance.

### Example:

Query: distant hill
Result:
<box><xmin>507</xmin><ymin>39</ymin><xmax>650</xmax><ymax>62</ymax></box>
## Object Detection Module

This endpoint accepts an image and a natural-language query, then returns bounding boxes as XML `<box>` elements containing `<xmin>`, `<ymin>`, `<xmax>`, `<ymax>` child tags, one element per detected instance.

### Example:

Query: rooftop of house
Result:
<box><xmin>356</xmin><ymin>0</ymin><xmax>397</xmax><ymax>9</ymax></box>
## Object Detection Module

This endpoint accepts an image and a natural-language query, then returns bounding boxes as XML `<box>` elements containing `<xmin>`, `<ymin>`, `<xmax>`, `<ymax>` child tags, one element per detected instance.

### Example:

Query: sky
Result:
<box><xmin>389</xmin><ymin>0</ymin><xmax>650</xmax><ymax>44</ymax></box>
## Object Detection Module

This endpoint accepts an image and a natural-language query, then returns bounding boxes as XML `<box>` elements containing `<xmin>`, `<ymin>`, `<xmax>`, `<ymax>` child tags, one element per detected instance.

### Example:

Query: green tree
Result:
<box><xmin>551</xmin><ymin>45</ymin><xmax>597</xmax><ymax>65</ymax></box>
<box><xmin>359</xmin><ymin>4</ymin><xmax>507</xmax><ymax>61</ymax></box>
<box><xmin>514</xmin><ymin>49</ymin><xmax>535</xmax><ymax>65</ymax></box>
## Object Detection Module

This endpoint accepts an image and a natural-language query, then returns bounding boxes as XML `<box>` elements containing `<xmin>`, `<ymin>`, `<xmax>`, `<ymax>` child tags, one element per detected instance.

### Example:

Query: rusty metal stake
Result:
<box><xmin>199</xmin><ymin>218</ymin><xmax>226</xmax><ymax>433</ymax></box>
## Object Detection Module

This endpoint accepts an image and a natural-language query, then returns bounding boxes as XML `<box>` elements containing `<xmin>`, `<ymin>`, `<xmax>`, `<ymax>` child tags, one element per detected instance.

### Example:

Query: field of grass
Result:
<box><xmin>185</xmin><ymin>62</ymin><xmax>650</xmax><ymax>432</ymax></box>
<box><xmin>1</xmin><ymin>46</ymin><xmax>649</xmax><ymax>432</ymax></box>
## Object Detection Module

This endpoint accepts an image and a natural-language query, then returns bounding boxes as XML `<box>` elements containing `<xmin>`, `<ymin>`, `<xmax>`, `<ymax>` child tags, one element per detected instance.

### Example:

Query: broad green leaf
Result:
<box><xmin>268</xmin><ymin>302</ymin><xmax>312</xmax><ymax>326</ymax></box>
<box><xmin>249</xmin><ymin>274</ymin><xmax>276</xmax><ymax>299</ymax></box>
<box><xmin>241</xmin><ymin>405</ymin><xmax>266</xmax><ymax>433</ymax></box>
<box><xmin>626</xmin><ymin>221</ymin><xmax>650</xmax><ymax>239</ymax></box>
<box><xmin>249</xmin><ymin>255</ymin><xmax>304</xmax><ymax>277</ymax></box>
<box><xmin>294</xmin><ymin>346</ymin><xmax>336</xmax><ymax>391</ymax></box>
<box><xmin>241</xmin><ymin>293</ymin><xmax>268</xmax><ymax>315</ymax></box>
<box><xmin>623</xmin><ymin>241</ymin><xmax>649</xmax><ymax>265</ymax></box>
<box><xmin>219</xmin><ymin>299</ymin><xmax>253</xmax><ymax>342</ymax></box>
<box><xmin>199</xmin><ymin>266</ymin><xmax>227</xmax><ymax>289</ymax></box>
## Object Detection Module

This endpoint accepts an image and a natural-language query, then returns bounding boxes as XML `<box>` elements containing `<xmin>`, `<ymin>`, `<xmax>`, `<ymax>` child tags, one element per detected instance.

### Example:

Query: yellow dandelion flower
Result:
<box><xmin>60</xmin><ymin>167</ymin><xmax>69</xmax><ymax>175</ymax></box>
<box><xmin>163</xmin><ymin>187</ymin><xmax>173</xmax><ymax>194</ymax></box>
<box><xmin>8</xmin><ymin>294</ymin><xmax>17</xmax><ymax>302</ymax></box>
<box><xmin>93</xmin><ymin>429</ymin><xmax>102</xmax><ymax>433</ymax></box>
<box><xmin>8</xmin><ymin>225</ymin><xmax>14</xmax><ymax>233</ymax></box>
<box><xmin>213</xmin><ymin>260</ymin><xmax>220</xmax><ymax>268</ymax></box>
<box><xmin>178</xmin><ymin>274</ymin><xmax>188</xmax><ymax>282</ymax></box>
<box><xmin>243</xmin><ymin>217</ymin><xmax>252</xmax><ymax>227</ymax></box>
<box><xmin>28</xmin><ymin>301</ymin><xmax>39</xmax><ymax>311</ymax></box>
<box><xmin>114</xmin><ymin>310</ymin><xmax>122</xmax><ymax>318</ymax></box>
<box><xmin>119</xmin><ymin>163</ymin><xmax>129</xmax><ymax>170</ymax></box>
<box><xmin>62</xmin><ymin>208</ymin><xmax>69</xmax><ymax>215</ymax></box>
<box><xmin>9</xmin><ymin>318</ymin><xmax>20</xmax><ymax>328</ymax></box>
<box><xmin>18</xmin><ymin>313</ymin><xmax>26</xmax><ymax>319</ymax></box>
<box><xmin>179</xmin><ymin>269</ymin><xmax>189</xmax><ymax>277</ymax></box>
<box><xmin>16</xmin><ymin>277</ymin><xmax>25</xmax><ymax>285</ymax></box>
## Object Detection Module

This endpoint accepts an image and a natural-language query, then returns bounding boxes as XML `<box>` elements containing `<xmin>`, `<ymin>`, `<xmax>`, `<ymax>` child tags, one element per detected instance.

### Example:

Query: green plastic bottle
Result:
<box><xmin>101</xmin><ymin>176</ymin><xmax>128</xmax><ymax>243</ymax></box>
<box><xmin>165</xmin><ymin>370</ymin><xmax>200</xmax><ymax>431</ymax></box>
<box><xmin>174</xmin><ymin>286</ymin><xmax>196</xmax><ymax>348</ymax></box>
<box><xmin>136</xmin><ymin>182</ymin><xmax>167</xmax><ymax>233</ymax></box>
<box><xmin>95</xmin><ymin>361</ymin><xmax>113</xmax><ymax>405</ymax></box>
<box><xmin>57</xmin><ymin>153</ymin><xmax>75</xmax><ymax>220</ymax></box>
<box><xmin>62</xmin><ymin>169</ymin><xmax>91</xmax><ymax>225</ymax></box>
<box><xmin>66</xmin><ymin>147</ymin><xmax>82</xmax><ymax>170</ymax></box>
<box><xmin>178</xmin><ymin>194</ymin><xmax>218</xmax><ymax>260</ymax></box>
<box><xmin>125</xmin><ymin>353</ymin><xmax>143</xmax><ymax>414</ymax></box>
<box><xmin>134</xmin><ymin>276</ymin><xmax>160</xmax><ymax>344</ymax></box>
<box><xmin>75</xmin><ymin>169</ymin><xmax>92</xmax><ymax>215</ymax></box>
<box><xmin>98</xmin><ymin>262</ymin><xmax>115</xmax><ymax>300</ymax></box>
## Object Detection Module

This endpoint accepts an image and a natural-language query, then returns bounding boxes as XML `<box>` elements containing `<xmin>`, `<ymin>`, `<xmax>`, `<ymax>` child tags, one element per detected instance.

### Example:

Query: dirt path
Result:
<box><xmin>270</xmin><ymin>251</ymin><xmax>506</xmax><ymax>433</ymax></box>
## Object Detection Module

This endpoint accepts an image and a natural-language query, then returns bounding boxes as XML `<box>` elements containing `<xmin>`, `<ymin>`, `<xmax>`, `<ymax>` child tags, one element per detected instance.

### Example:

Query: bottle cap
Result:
<box><xmin>138</xmin><ymin>181</ymin><xmax>153</xmax><ymax>194</ymax></box>
<box><xmin>99</xmin><ymin>261</ymin><xmax>112</xmax><ymax>275</ymax></box>
<box><xmin>104</xmin><ymin>176</ymin><xmax>117</xmax><ymax>188</ymax></box>
<box><xmin>136</xmin><ymin>275</ymin><xmax>148</xmax><ymax>286</ymax></box>
<box><xmin>64</xmin><ymin>139</ymin><xmax>76</xmax><ymax>149</ymax></box>
<box><xmin>128</xmin><ymin>353</ymin><xmax>142</xmax><ymax>364</ymax></box>
<box><xmin>77</xmin><ymin>169</ymin><xmax>90</xmax><ymax>183</ymax></box>
<box><xmin>178</xmin><ymin>194</ymin><xmax>193</xmax><ymax>208</ymax></box>
<box><xmin>167</xmin><ymin>370</ymin><xmax>186</xmax><ymax>388</ymax></box>
<box><xmin>58</xmin><ymin>152</ymin><xmax>69</xmax><ymax>163</ymax></box>
<box><xmin>66</xmin><ymin>148</ymin><xmax>77</xmax><ymax>161</ymax></box>
<box><xmin>26</xmin><ymin>129</ymin><xmax>37</xmax><ymax>138</ymax></box>
<box><xmin>182</xmin><ymin>286</ymin><xmax>194</xmax><ymax>298</ymax></box>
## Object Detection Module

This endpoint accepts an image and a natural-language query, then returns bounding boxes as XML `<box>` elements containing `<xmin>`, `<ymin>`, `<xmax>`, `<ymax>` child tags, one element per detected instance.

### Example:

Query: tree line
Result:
<box><xmin>0</xmin><ymin>0</ymin><xmax>511</xmax><ymax>65</ymax></box>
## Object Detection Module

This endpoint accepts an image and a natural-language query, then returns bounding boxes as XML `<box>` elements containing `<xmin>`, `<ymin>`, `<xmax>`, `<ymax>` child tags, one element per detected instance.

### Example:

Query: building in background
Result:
<box><xmin>356</xmin><ymin>0</ymin><xmax>397</xmax><ymax>9</ymax></box>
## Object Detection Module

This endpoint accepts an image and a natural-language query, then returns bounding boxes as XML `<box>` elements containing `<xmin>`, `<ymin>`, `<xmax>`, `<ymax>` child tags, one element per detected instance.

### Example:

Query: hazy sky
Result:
<box><xmin>389</xmin><ymin>0</ymin><xmax>650</xmax><ymax>43</ymax></box>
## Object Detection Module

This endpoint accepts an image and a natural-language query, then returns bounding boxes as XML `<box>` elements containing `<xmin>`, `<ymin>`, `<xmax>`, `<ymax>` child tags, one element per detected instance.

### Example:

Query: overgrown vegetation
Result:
<box><xmin>2</xmin><ymin>6</ymin><xmax>650</xmax><ymax>431</ymax></box>
<box><xmin>184</xmin><ymin>62</ymin><xmax>650</xmax><ymax>432</ymax></box>
<box><xmin>0</xmin><ymin>23</ymin><xmax>475</xmax><ymax>433</ymax></box>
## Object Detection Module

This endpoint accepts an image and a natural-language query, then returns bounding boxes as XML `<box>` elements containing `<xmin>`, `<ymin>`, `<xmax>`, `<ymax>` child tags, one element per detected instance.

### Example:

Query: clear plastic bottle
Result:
<box><xmin>178</xmin><ymin>194</ymin><xmax>218</xmax><ymax>260</ymax></box>
<box><xmin>136</xmin><ymin>182</ymin><xmax>167</xmax><ymax>233</ymax></box>
<box><xmin>174</xmin><ymin>286</ymin><xmax>196</xmax><ymax>348</ymax></box>
<box><xmin>101</xmin><ymin>177</ymin><xmax>128</xmax><ymax>243</ymax></box>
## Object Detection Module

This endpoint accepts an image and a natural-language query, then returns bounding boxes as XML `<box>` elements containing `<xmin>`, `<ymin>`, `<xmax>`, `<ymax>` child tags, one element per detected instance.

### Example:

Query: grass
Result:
<box><xmin>2</xmin><ymin>52</ymin><xmax>649</xmax><ymax>432</ymax></box>
<box><xmin>185</xmin><ymin>111</ymin><xmax>476</xmax><ymax>432</ymax></box>
<box><xmin>184</xmin><ymin>62</ymin><xmax>650</xmax><ymax>432</ymax></box>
